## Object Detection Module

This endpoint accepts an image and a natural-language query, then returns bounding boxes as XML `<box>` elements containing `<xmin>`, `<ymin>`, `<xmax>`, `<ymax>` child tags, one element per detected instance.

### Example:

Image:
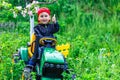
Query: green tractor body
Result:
<box><xmin>43</xmin><ymin>48</ymin><xmax>64</xmax><ymax>64</ymax></box>
<box><xmin>19</xmin><ymin>45</ymin><xmax>66</xmax><ymax>80</ymax></box>
<box><xmin>40</xmin><ymin>48</ymin><xmax>65</xmax><ymax>79</ymax></box>
<box><xmin>20</xmin><ymin>47</ymin><xmax>29</xmax><ymax>62</ymax></box>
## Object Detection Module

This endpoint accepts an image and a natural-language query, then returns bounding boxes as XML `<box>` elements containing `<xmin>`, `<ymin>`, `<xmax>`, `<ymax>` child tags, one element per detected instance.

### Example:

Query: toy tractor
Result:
<box><xmin>12</xmin><ymin>16</ymin><xmax>70</xmax><ymax>80</ymax></box>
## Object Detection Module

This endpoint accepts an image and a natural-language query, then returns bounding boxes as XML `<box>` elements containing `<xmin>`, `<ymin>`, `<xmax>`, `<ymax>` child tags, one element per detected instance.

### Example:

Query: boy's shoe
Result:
<box><xmin>23</xmin><ymin>65</ymin><xmax>33</xmax><ymax>79</ymax></box>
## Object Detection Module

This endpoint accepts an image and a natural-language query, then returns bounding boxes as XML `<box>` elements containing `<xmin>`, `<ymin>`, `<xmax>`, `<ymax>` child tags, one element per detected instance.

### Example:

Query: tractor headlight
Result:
<box><xmin>61</xmin><ymin>65</ymin><xmax>64</xmax><ymax>69</ymax></box>
<box><xmin>56</xmin><ymin>64</ymin><xmax>60</xmax><ymax>68</ymax></box>
<box><xmin>50</xmin><ymin>64</ymin><xmax>54</xmax><ymax>68</ymax></box>
<box><xmin>44</xmin><ymin>63</ymin><xmax>49</xmax><ymax>67</ymax></box>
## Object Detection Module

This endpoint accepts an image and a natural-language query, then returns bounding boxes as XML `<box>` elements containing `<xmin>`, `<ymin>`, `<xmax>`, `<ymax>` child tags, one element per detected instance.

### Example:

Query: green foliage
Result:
<box><xmin>0</xmin><ymin>0</ymin><xmax>120</xmax><ymax>80</ymax></box>
<box><xmin>12</xmin><ymin>60</ymin><xmax>25</xmax><ymax>80</ymax></box>
<box><xmin>0</xmin><ymin>32</ymin><xmax>29</xmax><ymax>79</ymax></box>
<box><xmin>65</xmin><ymin>15</ymin><xmax>120</xmax><ymax>79</ymax></box>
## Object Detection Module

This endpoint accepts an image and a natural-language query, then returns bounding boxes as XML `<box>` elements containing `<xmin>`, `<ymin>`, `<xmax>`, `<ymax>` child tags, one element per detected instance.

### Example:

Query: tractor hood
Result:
<box><xmin>43</xmin><ymin>48</ymin><xmax>65</xmax><ymax>64</ymax></box>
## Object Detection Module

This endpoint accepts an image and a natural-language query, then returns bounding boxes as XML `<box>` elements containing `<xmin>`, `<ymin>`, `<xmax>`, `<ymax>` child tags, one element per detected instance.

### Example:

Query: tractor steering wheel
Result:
<box><xmin>39</xmin><ymin>37</ymin><xmax>57</xmax><ymax>46</ymax></box>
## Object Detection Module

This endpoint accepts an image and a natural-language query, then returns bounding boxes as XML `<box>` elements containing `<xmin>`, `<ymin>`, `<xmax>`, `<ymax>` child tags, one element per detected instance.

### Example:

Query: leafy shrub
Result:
<box><xmin>0</xmin><ymin>0</ymin><xmax>120</xmax><ymax>79</ymax></box>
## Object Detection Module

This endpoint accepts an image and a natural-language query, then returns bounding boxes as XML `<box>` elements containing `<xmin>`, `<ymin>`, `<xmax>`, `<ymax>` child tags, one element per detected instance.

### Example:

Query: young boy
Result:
<box><xmin>24</xmin><ymin>7</ymin><xmax>59</xmax><ymax>77</ymax></box>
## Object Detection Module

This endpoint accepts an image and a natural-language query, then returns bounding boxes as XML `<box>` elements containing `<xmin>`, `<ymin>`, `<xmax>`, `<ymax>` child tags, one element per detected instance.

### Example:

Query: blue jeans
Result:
<box><xmin>28</xmin><ymin>46</ymin><xmax>44</xmax><ymax>66</ymax></box>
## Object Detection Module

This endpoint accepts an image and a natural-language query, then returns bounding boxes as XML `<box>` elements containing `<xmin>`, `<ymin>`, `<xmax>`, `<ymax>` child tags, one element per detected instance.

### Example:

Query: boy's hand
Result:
<box><xmin>52</xmin><ymin>14</ymin><xmax>56</xmax><ymax>23</ymax></box>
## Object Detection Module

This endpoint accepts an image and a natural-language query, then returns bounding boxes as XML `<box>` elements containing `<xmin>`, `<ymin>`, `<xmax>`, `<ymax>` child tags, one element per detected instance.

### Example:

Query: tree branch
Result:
<box><xmin>36</xmin><ymin>0</ymin><xmax>57</xmax><ymax>4</ymax></box>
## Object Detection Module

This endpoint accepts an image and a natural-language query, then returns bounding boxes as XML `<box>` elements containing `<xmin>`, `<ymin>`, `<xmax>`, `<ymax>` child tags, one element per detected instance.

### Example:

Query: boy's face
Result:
<box><xmin>38</xmin><ymin>12</ymin><xmax>50</xmax><ymax>24</ymax></box>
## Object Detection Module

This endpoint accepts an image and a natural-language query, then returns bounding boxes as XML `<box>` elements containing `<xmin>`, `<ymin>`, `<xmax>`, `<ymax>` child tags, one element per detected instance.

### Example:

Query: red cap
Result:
<box><xmin>37</xmin><ymin>7</ymin><xmax>50</xmax><ymax>16</ymax></box>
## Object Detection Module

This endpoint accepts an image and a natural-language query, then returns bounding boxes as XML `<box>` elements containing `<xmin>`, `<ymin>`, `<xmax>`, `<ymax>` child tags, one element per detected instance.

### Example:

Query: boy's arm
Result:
<box><xmin>51</xmin><ymin>22</ymin><xmax>59</xmax><ymax>33</ymax></box>
<box><xmin>34</xmin><ymin>26</ymin><xmax>43</xmax><ymax>38</ymax></box>
<box><xmin>51</xmin><ymin>14</ymin><xmax>59</xmax><ymax>33</ymax></box>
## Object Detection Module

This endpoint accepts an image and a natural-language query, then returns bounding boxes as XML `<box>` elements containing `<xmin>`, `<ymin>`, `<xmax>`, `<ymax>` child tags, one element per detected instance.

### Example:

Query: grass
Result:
<box><xmin>63</xmin><ymin>13</ymin><xmax>120</xmax><ymax>79</ymax></box>
<box><xmin>0</xmin><ymin>0</ymin><xmax>120</xmax><ymax>79</ymax></box>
